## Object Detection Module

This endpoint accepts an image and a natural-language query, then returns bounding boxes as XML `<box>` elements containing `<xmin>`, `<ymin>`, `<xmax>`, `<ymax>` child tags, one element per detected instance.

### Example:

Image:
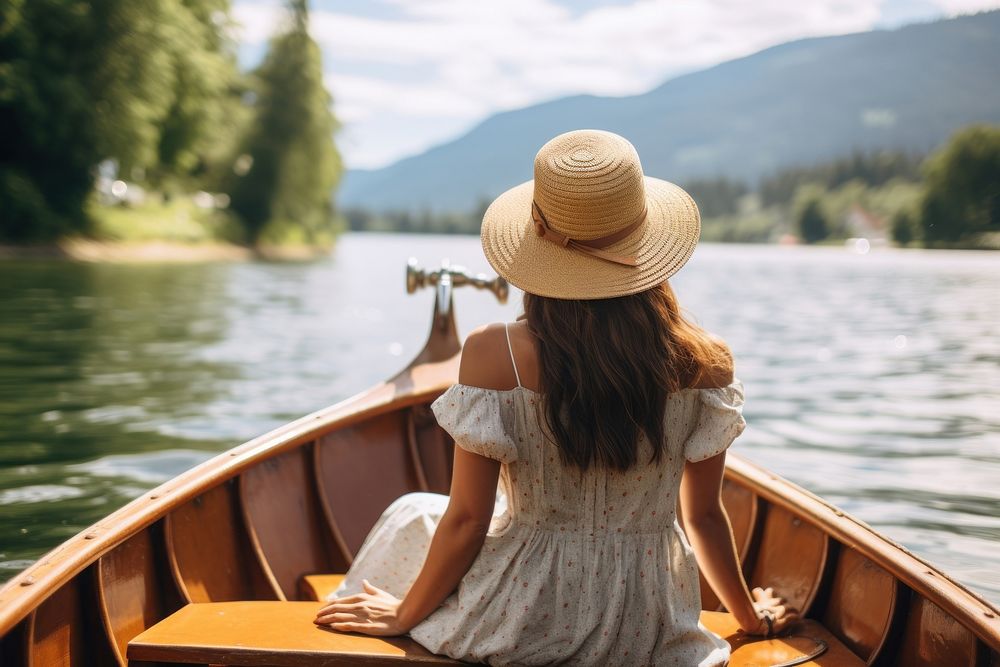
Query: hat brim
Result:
<box><xmin>481</xmin><ymin>176</ymin><xmax>701</xmax><ymax>300</ymax></box>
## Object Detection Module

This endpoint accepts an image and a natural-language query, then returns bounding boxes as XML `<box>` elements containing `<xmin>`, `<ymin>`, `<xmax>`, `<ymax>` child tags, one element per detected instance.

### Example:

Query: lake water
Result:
<box><xmin>1</xmin><ymin>233</ymin><xmax>998</xmax><ymax>605</ymax></box>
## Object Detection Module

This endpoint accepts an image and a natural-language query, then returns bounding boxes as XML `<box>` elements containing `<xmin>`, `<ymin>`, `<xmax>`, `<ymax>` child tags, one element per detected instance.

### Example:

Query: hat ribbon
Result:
<box><xmin>531</xmin><ymin>201</ymin><xmax>643</xmax><ymax>267</ymax></box>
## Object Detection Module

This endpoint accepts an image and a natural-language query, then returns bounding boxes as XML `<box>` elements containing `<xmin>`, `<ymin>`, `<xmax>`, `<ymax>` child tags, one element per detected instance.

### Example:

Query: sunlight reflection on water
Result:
<box><xmin>0</xmin><ymin>234</ymin><xmax>998</xmax><ymax>604</ymax></box>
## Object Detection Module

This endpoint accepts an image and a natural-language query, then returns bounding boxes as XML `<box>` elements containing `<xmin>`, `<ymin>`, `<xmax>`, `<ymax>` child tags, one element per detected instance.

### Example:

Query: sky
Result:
<box><xmin>232</xmin><ymin>0</ymin><xmax>1000</xmax><ymax>170</ymax></box>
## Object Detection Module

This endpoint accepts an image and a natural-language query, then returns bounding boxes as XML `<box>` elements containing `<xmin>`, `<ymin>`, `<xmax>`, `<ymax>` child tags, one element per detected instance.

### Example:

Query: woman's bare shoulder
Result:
<box><xmin>457</xmin><ymin>323</ymin><xmax>519</xmax><ymax>391</ymax></box>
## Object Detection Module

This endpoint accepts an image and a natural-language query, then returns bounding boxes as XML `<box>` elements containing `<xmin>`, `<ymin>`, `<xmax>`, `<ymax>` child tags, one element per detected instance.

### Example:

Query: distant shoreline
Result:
<box><xmin>1</xmin><ymin>233</ymin><xmax>993</xmax><ymax>263</ymax></box>
<box><xmin>0</xmin><ymin>239</ymin><xmax>333</xmax><ymax>263</ymax></box>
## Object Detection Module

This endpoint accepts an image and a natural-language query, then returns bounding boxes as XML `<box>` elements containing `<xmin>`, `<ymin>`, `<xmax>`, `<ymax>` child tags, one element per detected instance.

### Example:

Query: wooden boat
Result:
<box><xmin>1</xmin><ymin>261</ymin><xmax>998</xmax><ymax>667</ymax></box>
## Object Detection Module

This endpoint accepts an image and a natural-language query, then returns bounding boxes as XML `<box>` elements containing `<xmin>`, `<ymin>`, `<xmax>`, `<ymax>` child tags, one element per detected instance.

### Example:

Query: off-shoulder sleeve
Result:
<box><xmin>683</xmin><ymin>378</ymin><xmax>747</xmax><ymax>462</ymax></box>
<box><xmin>430</xmin><ymin>385</ymin><xmax>519</xmax><ymax>464</ymax></box>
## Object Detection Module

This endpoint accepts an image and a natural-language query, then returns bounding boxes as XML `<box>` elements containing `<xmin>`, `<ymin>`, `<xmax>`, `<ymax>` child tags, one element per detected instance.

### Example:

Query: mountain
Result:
<box><xmin>338</xmin><ymin>11</ymin><xmax>1000</xmax><ymax>214</ymax></box>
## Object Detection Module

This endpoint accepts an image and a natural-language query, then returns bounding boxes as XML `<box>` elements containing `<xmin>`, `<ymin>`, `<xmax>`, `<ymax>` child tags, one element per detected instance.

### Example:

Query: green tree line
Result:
<box><xmin>759</xmin><ymin>150</ymin><xmax>924</xmax><ymax>207</ymax></box>
<box><xmin>784</xmin><ymin>126</ymin><xmax>1000</xmax><ymax>248</ymax></box>
<box><xmin>0</xmin><ymin>0</ymin><xmax>340</xmax><ymax>247</ymax></box>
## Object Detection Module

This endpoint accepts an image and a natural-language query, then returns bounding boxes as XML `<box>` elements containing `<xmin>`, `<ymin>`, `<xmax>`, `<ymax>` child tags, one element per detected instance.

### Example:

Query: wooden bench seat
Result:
<box><xmin>128</xmin><ymin>602</ymin><xmax>866</xmax><ymax>666</ymax></box>
<box><xmin>700</xmin><ymin>611</ymin><xmax>865</xmax><ymax>667</ymax></box>
<box><xmin>127</xmin><ymin>601</ymin><xmax>461</xmax><ymax>666</ymax></box>
<box><xmin>300</xmin><ymin>573</ymin><xmax>345</xmax><ymax>602</ymax></box>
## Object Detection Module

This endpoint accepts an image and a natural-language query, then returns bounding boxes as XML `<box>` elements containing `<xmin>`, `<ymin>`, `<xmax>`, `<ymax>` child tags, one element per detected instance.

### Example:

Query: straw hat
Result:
<box><xmin>481</xmin><ymin>129</ymin><xmax>700</xmax><ymax>300</ymax></box>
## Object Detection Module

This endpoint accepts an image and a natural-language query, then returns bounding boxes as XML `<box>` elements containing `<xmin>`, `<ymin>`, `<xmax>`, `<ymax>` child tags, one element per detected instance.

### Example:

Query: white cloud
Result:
<box><xmin>932</xmin><ymin>0</ymin><xmax>1000</xmax><ymax>13</ymax></box>
<box><xmin>325</xmin><ymin>73</ymin><xmax>489</xmax><ymax>121</ymax></box>
<box><xmin>232</xmin><ymin>0</ymin><xmax>997</xmax><ymax>168</ymax></box>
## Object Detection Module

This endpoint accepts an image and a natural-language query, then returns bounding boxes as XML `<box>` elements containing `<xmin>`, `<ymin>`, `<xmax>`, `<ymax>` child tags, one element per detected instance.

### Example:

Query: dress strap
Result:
<box><xmin>503</xmin><ymin>323</ymin><xmax>523</xmax><ymax>388</ymax></box>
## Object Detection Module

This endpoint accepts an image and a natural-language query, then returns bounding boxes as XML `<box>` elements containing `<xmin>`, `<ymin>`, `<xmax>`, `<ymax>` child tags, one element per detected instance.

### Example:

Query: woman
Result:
<box><xmin>314</xmin><ymin>130</ymin><xmax>798</xmax><ymax>665</ymax></box>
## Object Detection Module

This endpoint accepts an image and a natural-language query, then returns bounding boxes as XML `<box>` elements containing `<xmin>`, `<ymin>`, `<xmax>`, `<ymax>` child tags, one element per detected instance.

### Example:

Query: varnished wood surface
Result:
<box><xmin>240</xmin><ymin>447</ymin><xmax>343</xmax><ymax>600</ymax></box>
<box><xmin>894</xmin><ymin>595</ymin><xmax>981</xmax><ymax>667</ymax></box>
<box><xmin>96</xmin><ymin>525</ymin><xmax>182</xmax><ymax>665</ymax></box>
<box><xmin>407</xmin><ymin>404</ymin><xmax>454</xmax><ymax>494</ymax></box>
<box><xmin>166</xmin><ymin>482</ymin><xmax>277</xmax><ymax>604</ymax></box>
<box><xmin>821</xmin><ymin>547</ymin><xmax>898</xmax><ymax>664</ymax></box>
<box><xmin>300</xmin><ymin>575</ymin><xmax>345</xmax><ymax>602</ymax></box>
<box><xmin>0</xmin><ymin>619</ymin><xmax>27</xmax><ymax>666</ymax></box>
<box><xmin>28</xmin><ymin>578</ymin><xmax>86</xmax><ymax>666</ymax></box>
<box><xmin>126</xmin><ymin>601</ymin><xmax>461</xmax><ymax>666</ymax></box>
<box><xmin>315</xmin><ymin>412</ymin><xmax>423</xmax><ymax>555</ymax></box>
<box><xmin>701</xmin><ymin>610</ymin><xmax>866</xmax><ymax>666</ymax></box>
<box><xmin>749</xmin><ymin>503</ymin><xmax>829</xmax><ymax>615</ymax></box>
<box><xmin>128</xmin><ymin>603</ymin><xmax>870</xmax><ymax>667</ymax></box>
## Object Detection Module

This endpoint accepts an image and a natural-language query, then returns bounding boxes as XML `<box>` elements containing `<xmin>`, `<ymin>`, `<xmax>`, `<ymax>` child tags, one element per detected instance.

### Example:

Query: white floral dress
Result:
<box><xmin>334</xmin><ymin>378</ymin><xmax>747</xmax><ymax>666</ymax></box>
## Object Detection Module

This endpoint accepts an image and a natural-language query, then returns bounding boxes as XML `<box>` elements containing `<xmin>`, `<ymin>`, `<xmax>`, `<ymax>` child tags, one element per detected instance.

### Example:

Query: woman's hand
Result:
<box><xmin>313</xmin><ymin>580</ymin><xmax>412</xmax><ymax>636</ymax></box>
<box><xmin>743</xmin><ymin>586</ymin><xmax>800</xmax><ymax>636</ymax></box>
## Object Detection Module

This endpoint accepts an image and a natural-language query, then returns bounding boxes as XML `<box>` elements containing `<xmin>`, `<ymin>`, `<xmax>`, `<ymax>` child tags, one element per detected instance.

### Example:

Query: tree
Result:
<box><xmin>683</xmin><ymin>178</ymin><xmax>749</xmax><ymax>218</ymax></box>
<box><xmin>85</xmin><ymin>0</ymin><xmax>178</xmax><ymax>177</ymax></box>
<box><xmin>890</xmin><ymin>209</ymin><xmax>916</xmax><ymax>247</ymax></box>
<box><xmin>794</xmin><ymin>187</ymin><xmax>830</xmax><ymax>243</ymax></box>
<box><xmin>918</xmin><ymin>125</ymin><xmax>1000</xmax><ymax>246</ymax></box>
<box><xmin>152</xmin><ymin>0</ymin><xmax>241</xmax><ymax>187</ymax></box>
<box><xmin>0</xmin><ymin>0</ymin><xmax>102</xmax><ymax>241</ymax></box>
<box><xmin>761</xmin><ymin>150</ymin><xmax>923</xmax><ymax>207</ymax></box>
<box><xmin>0</xmin><ymin>0</ymin><xmax>239</xmax><ymax>242</ymax></box>
<box><xmin>86</xmin><ymin>0</ymin><xmax>239</xmax><ymax>186</ymax></box>
<box><xmin>227</xmin><ymin>0</ymin><xmax>341</xmax><ymax>246</ymax></box>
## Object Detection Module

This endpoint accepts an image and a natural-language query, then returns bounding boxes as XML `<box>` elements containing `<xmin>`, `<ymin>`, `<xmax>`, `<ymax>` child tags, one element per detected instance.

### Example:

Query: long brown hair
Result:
<box><xmin>523</xmin><ymin>281</ymin><xmax>730</xmax><ymax>471</ymax></box>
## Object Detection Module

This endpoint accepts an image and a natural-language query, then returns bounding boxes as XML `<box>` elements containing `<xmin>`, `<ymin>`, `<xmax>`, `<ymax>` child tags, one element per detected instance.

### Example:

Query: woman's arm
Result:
<box><xmin>395</xmin><ymin>446</ymin><xmax>499</xmax><ymax>628</ymax></box>
<box><xmin>680</xmin><ymin>450</ymin><xmax>798</xmax><ymax>635</ymax></box>
<box><xmin>314</xmin><ymin>327</ymin><xmax>504</xmax><ymax>635</ymax></box>
<box><xmin>313</xmin><ymin>448</ymin><xmax>499</xmax><ymax>635</ymax></box>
